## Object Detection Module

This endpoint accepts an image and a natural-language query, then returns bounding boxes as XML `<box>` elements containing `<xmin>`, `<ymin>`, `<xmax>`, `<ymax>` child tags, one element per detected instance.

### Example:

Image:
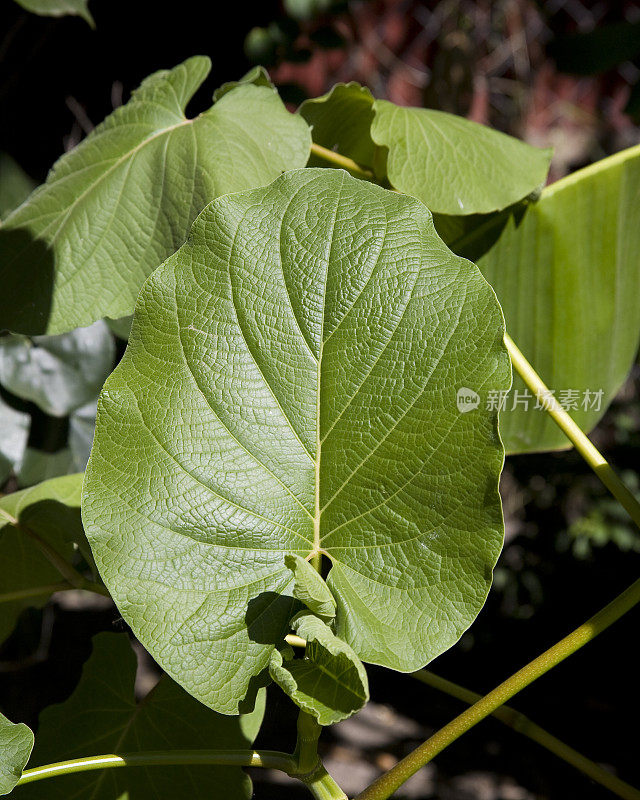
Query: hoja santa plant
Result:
<box><xmin>1</xmin><ymin>57</ymin><xmax>640</xmax><ymax>800</ymax></box>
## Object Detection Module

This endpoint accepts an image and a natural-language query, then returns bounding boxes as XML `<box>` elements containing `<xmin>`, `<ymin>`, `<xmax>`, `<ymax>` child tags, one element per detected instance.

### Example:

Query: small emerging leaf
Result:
<box><xmin>270</xmin><ymin>612</ymin><xmax>369</xmax><ymax>724</ymax></box>
<box><xmin>285</xmin><ymin>554</ymin><xmax>336</xmax><ymax>621</ymax></box>
<box><xmin>0</xmin><ymin>713</ymin><xmax>33</xmax><ymax>796</ymax></box>
<box><xmin>213</xmin><ymin>66</ymin><xmax>273</xmax><ymax>101</ymax></box>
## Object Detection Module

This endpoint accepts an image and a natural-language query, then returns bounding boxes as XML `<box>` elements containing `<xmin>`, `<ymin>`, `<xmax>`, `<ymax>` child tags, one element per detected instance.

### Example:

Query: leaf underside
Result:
<box><xmin>83</xmin><ymin>168</ymin><xmax>510</xmax><ymax>715</ymax></box>
<box><xmin>299</xmin><ymin>82</ymin><xmax>551</xmax><ymax>215</ymax></box>
<box><xmin>0</xmin><ymin>56</ymin><xmax>311</xmax><ymax>335</ymax></box>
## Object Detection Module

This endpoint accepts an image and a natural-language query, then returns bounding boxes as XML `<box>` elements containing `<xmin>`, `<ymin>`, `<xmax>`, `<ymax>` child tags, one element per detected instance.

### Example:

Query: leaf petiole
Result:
<box><xmin>16</xmin><ymin>749</ymin><xmax>298</xmax><ymax>786</ymax></box>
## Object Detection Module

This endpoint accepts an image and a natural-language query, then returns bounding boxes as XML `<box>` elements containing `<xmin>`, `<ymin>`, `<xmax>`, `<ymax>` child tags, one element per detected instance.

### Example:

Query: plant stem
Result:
<box><xmin>413</xmin><ymin>670</ymin><xmax>640</xmax><ymax>800</ymax></box>
<box><xmin>17</xmin><ymin>749</ymin><xmax>298</xmax><ymax>786</ymax></box>
<box><xmin>295</xmin><ymin>711</ymin><xmax>323</xmax><ymax>775</ymax></box>
<box><xmin>302</xmin><ymin>764</ymin><xmax>349</xmax><ymax>800</ymax></box>
<box><xmin>504</xmin><ymin>333</ymin><xmax>640</xmax><ymax>529</ymax></box>
<box><xmin>310</xmin><ymin>142</ymin><xmax>375</xmax><ymax>181</ymax></box>
<box><xmin>355</xmin><ymin>575</ymin><xmax>640</xmax><ymax>800</ymax></box>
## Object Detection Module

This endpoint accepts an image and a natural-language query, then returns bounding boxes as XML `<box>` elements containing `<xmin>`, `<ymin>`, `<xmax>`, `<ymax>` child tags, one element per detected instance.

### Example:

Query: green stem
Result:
<box><xmin>504</xmin><ymin>333</ymin><xmax>640</xmax><ymax>529</ymax></box>
<box><xmin>355</xmin><ymin>576</ymin><xmax>640</xmax><ymax>800</ymax></box>
<box><xmin>17</xmin><ymin>749</ymin><xmax>298</xmax><ymax>786</ymax></box>
<box><xmin>301</xmin><ymin>763</ymin><xmax>349</xmax><ymax>800</ymax></box>
<box><xmin>413</xmin><ymin>670</ymin><xmax>640</xmax><ymax>800</ymax></box>
<box><xmin>295</xmin><ymin>711</ymin><xmax>323</xmax><ymax>775</ymax></box>
<box><xmin>310</xmin><ymin>142</ymin><xmax>375</xmax><ymax>181</ymax></box>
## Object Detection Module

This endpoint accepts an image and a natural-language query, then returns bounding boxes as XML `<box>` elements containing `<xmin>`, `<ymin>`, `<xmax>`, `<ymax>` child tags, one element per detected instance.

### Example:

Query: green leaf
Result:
<box><xmin>213</xmin><ymin>66</ymin><xmax>273</xmax><ymax>102</ymax></box>
<box><xmin>451</xmin><ymin>144</ymin><xmax>640</xmax><ymax>453</ymax></box>
<box><xmin>83</xmin><ymin>168</ymin><xmax>509</xmax><ymax>714</ymax></box>
<box><xmin>12</xmin><ymin>0</ymin><xmax>94</xmax><ymax>26</ymax></box>
<box><xmin>299</xmin><ymin>88</ymin><xmax>551</xmax><ymax>214</ymax></box>
<box><xmin>270</xmin><ymin>611</ymin><xmax>368</xmax><ymax>724</ymax></box>
<box><xmin>15</xmin><ymin>633</ymin><xmax>264</xmax><ymax>800</ymax></box>
<box><xmin>0</xmin><ymin>322</ymin><xmax>114</xmax><ymax>417</ymax></box>
<box><xmin>0</xmin><ymin>713</ymin><xmax>33</xmax><ymax>796</ymax></box>
<box><xmin>0</xmin><ymin>154</ymin><xmax>35</xmax><ymax>221</ymax></box>
<box><xmin>285</xmin><ymin>555</ymin><xmax>336</xmax><ymax>621</ymax></box>
<box><xmin>299</xmin><ymin>83</ymin><xmax>379</xmax><ymax>171</ymax></box>
<box><xmin>0</xmin><ymin>56</ymin><xmax>311</xmax><ymax>335</ymax></box>
<box><xmin>0</xmin><ymin>474</ymin><xmax>84</xmax><ymax>645</ymax></box>
<box><xmin>370</xmin><ymin>100</ymin><xmax>552</xmax><ymax>214</ymax></box>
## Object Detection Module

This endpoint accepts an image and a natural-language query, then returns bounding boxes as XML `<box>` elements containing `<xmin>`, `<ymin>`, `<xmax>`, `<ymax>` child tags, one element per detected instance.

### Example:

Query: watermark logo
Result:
<box><xmin>457</xmin><ymin>387</ymin><xmax>480</xmax><ymax>413</ymax></box>
<box><xmin>456</xmin><ymin>387</ymin><xmax>604</xmax><ymax>413</ymax></box>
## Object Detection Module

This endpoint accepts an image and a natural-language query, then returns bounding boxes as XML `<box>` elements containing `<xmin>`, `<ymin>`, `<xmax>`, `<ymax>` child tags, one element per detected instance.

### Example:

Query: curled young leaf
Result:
<box><xmin>83</xmin><ymin>168</ymin><xmax>509</xmax><ymax>715</ymax></box>
<box><xmin>270</xmin><ymin>612</ymin><xmax>369</xmax><ymax>724</ymax></box>
<box><xmin>285</xmin><ymin>554</ymin><xmax>336</xmax><ymax>621</ymax></box>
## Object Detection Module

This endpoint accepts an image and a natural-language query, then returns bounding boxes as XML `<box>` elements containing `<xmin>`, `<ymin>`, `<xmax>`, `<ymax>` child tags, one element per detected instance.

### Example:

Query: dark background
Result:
<box><xmin>1</xmin><ymin>1</ymin><xmax>639</xmax><ymax>798</ymax></box>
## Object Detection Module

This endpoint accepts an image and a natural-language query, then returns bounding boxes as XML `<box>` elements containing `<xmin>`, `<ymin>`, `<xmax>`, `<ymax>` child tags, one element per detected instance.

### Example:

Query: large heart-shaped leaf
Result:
<box><xmin>0</xmin><ymin>321</ymin><xmax>115</xmax><ymax>417</ymax></box>
<box><xmin>0</xmin><ymin>56</ymin><xmax>311</xmax><ymax>335</ymax></box>
<box><xmin>0</xmin><ymin>474</ymin><xmax>86</xmax><ymax>645</ymax></box>
<box><xmin>16</xmin><ymin>633</ymin><xmax>264</xmax><ymax>800</ymax></box>
<box><xmin>0</xmin><ymin>713</ymin><xmax>33</xmax><ymax>796</ymax></box>
<box><xmin>83</xmin><ymin>168</ymin><xmax>510</xmax><ymax>715</ymax></box>
<box><xmin>448</xmin><ymin>144</ymin><xmax>640</xmax><ymax>453</ymax></box>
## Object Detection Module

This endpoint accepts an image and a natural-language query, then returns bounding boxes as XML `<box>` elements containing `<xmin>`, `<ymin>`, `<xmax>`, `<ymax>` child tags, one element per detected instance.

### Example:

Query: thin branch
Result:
<box><xmin>413</xmin><ymin>670</ymin><xmax>640</xmax><ymax>800</ymax></box>
<box><xmin>310</xmin><ymin>142</ymin><xmax>376</xmax><ymax>181</ymax></box>
<box><xmin>504</xmin><ymin>333</ymin><xmax>640</xmax><ymax>529</ymax></box>
<box><xmin>354</xmin><ymin>575</ymin><xmax>640</xmax><ymax>800</ymax></box>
